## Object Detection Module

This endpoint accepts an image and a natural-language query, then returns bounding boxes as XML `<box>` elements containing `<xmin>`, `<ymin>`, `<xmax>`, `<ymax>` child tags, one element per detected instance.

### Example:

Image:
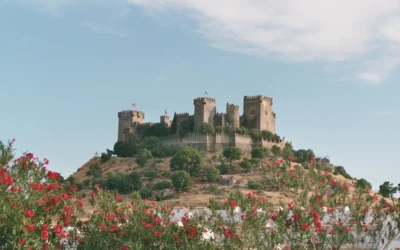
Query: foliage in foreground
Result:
<box><xmin>1</xmin><ymin>139</ymin><xmax>400</xmax><ymax>250</ymax></box>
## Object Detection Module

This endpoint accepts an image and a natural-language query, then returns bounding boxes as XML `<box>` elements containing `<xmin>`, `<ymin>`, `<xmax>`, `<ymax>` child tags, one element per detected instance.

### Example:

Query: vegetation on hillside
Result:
<box><xmin>2</xmin><ymin>138</ymin><xmax>399</xmax><ymax>250</ymax></box>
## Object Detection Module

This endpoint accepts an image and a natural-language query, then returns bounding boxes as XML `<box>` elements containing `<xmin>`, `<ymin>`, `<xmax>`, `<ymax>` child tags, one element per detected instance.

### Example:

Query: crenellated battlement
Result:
<box><xmin>118</xmin><ymin>110</ymin><xmax>145</xmax><ymax>118</ymax></box>
<box><xmin>175</xmin><ymin>112</ymin><xmax>190</xmax><ymax>118</ymax></box>
<box><xmin>226</xmin><ymin>103</ymin><xmax>239</xmax><ymax>110</ymax></box>
<box><xmin>194</xmin><ymin>97</ymin><xmax>216</xmax><ymax>104</ymax></box>
<box><xmin>244</xmin><ymin>95</ymin><xmax>273</xmax><ymax>103</ymax></box>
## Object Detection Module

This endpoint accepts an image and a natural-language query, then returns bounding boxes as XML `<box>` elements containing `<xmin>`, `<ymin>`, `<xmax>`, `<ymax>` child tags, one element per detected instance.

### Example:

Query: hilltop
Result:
<box><xmin>69</xmin><ymin>148</ymin><xmax>388</xmax><ymax>214</ymax></box>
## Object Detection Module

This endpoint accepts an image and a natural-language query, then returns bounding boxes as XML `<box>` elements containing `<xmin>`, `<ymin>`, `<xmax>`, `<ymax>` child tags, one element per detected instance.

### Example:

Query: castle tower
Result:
<box><xmin>117</xmin><ymin>110</ymin><xmax>145</xmax><ymax>142</ymax></box>
<box><xmin>160</xmin><ymin>115</ymin><xmax>171</xmax><ymax>127</ymax></box>
<box><xmin>243</xmin><ymin>95</ymin><xmax>275</xmax><ymax>133</ymax></box>
<box><xmin>193</xmin><ymin>97</ymin><xmax>216</xmax><ymax>130</ymax></box>
<box><xmin>226</xmin><ymin>103</ymin><xmax>240</xmax><ymax>129</ymax></box>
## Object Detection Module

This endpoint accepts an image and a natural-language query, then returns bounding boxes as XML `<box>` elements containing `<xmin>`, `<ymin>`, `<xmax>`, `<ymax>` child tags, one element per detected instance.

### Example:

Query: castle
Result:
<box><xmin>118</xmin><ymin>95</ymin><xmax>281</xmax><ymax>152</ymax></box>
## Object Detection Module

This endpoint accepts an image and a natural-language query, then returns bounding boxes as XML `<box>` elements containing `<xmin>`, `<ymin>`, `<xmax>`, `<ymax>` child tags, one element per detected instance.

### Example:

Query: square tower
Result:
<box><xmin>118</xmin><ymin>110</ymin><xmax>145</xmax><ymax>142</ymax></box>
<box><xmin>243</xmin><ymin>95</ymin><xmax>275</xmax><ymax>134</ymax></box>
<box><xmin>193</xmin><ymin>97</ymin><xmax>216</xmax><ymax>130</ymax></box>
<box><xmin>226</xmin><ymin>103</ymin><xmax>240</xmax><ymax>129</ymax></box>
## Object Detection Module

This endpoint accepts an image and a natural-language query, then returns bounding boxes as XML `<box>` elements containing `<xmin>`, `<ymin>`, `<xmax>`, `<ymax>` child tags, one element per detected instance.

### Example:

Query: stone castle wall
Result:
<box><xmin>159</xmin><ymin>133</ymin><xmax>282</xmax><ymax>152</ymax></box>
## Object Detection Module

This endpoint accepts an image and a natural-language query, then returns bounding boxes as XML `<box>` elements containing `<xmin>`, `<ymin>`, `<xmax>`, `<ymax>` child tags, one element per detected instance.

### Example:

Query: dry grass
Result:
<box><xmin>70</xmin><ymin>154</ymin><xmax>391</xmax><ymax>215</ymax></box>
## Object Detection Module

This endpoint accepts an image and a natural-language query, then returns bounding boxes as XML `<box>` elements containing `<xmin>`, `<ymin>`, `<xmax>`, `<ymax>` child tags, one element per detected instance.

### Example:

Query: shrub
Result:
<box><xmin>83</xmin><ymin>179</ymin><xmax>91</xmax><ymax>188</ymax></box>
<box><xmin>86</xmin><ymin>163</ymin><xmax>102</xmax><ymax>178</ymax></box>
<box><xmin>113</xmin><ymin>141</ymin><xmax>136</xmax><ymax>157</ymax></box>
<box><xmin>334</xmin><ymin>166</ymin><xmax>352</xmax><ymax>179</ymax></box>
<box><xmin>251</xmin><ymin>147</ymin><xmax>270</xmax><ymax>160</ymax></box>
<box><xmin>100</xmin><ymin>149</ymin><xmax>113</xmax><ymax>163</ymax></box>
<box><xmin>271</xmin><ymin>145</ymin><xmax>281</xmax><ymax>156</ymax></box>
<box><xmin>208</xmin><ymin>184</ymin><xmax>219</xmax><ymax>194</ymax></box>
<box><xmin>139</xmin><ymin>187</ymin><xmax>153</xmax><ymax>199</ymax></box>
<box><xmin>206</xmin><ymin>167</ymin><xmax>221</xmax><ymax>183</ymax></box>
<box><xmin>170</xmin><ymin>147</ymin><xmax>204</xmax><ymax>176</ymax></box>
<box><xmin>136</xmin><ymin>148</ymin><xmax>153</xmax><ymax>166</ymax></box>
<box><xmin>282</xmin><ymin>142</ymin><xmax>295</xmax><ymax>159</ymax></box>
<box><xmin>223</xmin><ymin>147</ymin><xmax>242</xmax><ymax>165</ymax></box>
<box><xmin>217</xmin><ymin>163</ymin><xmax>229</xmax><ymax>175</ymax></box>
<box><xmin>239</xmin><ymin>159</ymin><xmax>252</xmax><ymax>173</ymax></box>
<box><xmin>356</xmin><ymin>178</ymin><xmax>372</xmax><ymax>190</ymax></box>
<box><xmin>103</xmin><ymin>172</ymin><xmax>143</xmax><ymax>194</ymax></box>
<box><xmin>171</xmin><ymin>170</ymin><xmax>192</xmax><ymax>191</ymax></box>
<box><xmin>199</xmin><ymin>123</ymin><xmax>215</xmax><ymax>135</ymax></box>
<box><xmin>153</xmin><ymin>180</ymin><xmax>173</xmax><ymax>190</ymax></box>
<box><xmin>248</xmin><ymin>180</ymin><xmax>264</xmax><ymax>190</ymax></box>
<box><xmin>143</xmin><ymin>169</ymin><xmax>157</xmax><ymax>181</ymax></box>
<box><xmin>294</xmin><ymin>149</ymin><xmax>315</xmax><ymax>163</ymax></box>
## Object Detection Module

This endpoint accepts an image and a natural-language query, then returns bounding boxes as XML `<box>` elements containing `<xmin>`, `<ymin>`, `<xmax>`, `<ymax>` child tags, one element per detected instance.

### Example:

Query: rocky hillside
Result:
<box><xmin>70</xmin><ymin>152</ymin><xmax>389</xmax><ymax>213</ymax></box>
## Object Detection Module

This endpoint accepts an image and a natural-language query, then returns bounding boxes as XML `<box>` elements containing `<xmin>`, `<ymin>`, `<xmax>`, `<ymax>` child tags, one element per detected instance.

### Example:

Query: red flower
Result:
<box><xmin>115</xmin><ymin>195</ymin><xmax>122</xmax><ymax>201</ymax></box>
<box><xmin>153</xmin><ymin>231</ymin><xmax>163</xmax><ymax>237</ymax></box>
<box><xmin>293</xmin><ymin>213</ymin><xmax>300</xmax><ymax>221</ymax></box>
<box><xmin>18</xmin><ymin>239</ymin><xmax>25</xmax><ymax>245</ymax></box>
<box><xmin>41</xmin><ymin>224</ymin><xmax>49</xmax><ymax>240</ymax></box>
<box><xmin>25</xmin><ymin>210</ymin><xmax>35</xmax><ymax>218</ymax></box>
<box><xmin>223</xmin><ymin>229</ymin><xmax>233</xmax><ymax>238</ymax></box>
<box><xmin>107</xmin><ymin>214</ymin><xmax>115</xmax><ymax>221</ymax></box>
<box><xmin>228</xmin><ymin>200</ymin><xmax>238</xmax><ymax>208</ymax></box>
<box><xmin>300</xmin><ymin>223</ymin><xmax>311</xmax><ymax>230</ymax></box>
<box><xmin>121</xmin><ymin>246</ymin><xmax>129</xmax><ymax>250</ymax></box>
<box><xmin>25</xmin><ymin>224</ymin><xmax>36</xmax><ymax>232</ymax></box>
<box><xmin>343</xmin><ymin>184</ymin><xmax>349</xmax><ymax>191</ymax></box>
<box><xmin>188</xmin><ymin>229</ymin><xmax>196</xmax><ymax>237</ymax></box>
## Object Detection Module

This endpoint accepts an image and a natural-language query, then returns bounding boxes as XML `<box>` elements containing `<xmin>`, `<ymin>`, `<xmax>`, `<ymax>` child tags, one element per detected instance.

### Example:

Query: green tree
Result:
<box><xmin>282</xmin><ymin>142</ymin><xmax>295</xmax><ymax>159</ymax></box>
<box><xmin>113</xmin><ymin>141</ymin><xmax>136</xmax><ymax>158</ymax></box>
<box><xmin>206</xmin><ymin>167</ymin><xmax>220</xmax><ymax>183</ymax></box>
<box><xmin>356</xmin><ymin>178</ymin><xmax>372</xmax><ymax>190</ymax></box>
<box><xmin>271</xmin><ymin>145</ymin><xmax>281</xmax><ymax>156</ymax></box>
<box><xmin>199</xmin><ymin>123</ymin><xmax>215</xmax><ymax>135</ymax></box>
<box><xmin>251</xmin><ymin>147</ymin><xmax>270</xmax><ymax>160</ymax></box>
<box><xmin>170</xmin><ymin>147</ymin><xmax>204</xmax><ymax>176</ymax></box>
<box><xmin>141</xmin><ymin>123</ymin><xmax>170</xmax><ymax>138</ymax></box>
<box><xmin>179</xmin><ymin>117</ymin><xmax>195</xmax><ymax>137</ymax></box>
<box><xmin>136</xmin><ymin>148</ymin><xmax>153</xmax><ymax>166</ymax></box>
<box><xmin>223</xmin><ymin>147</ymin><xmax>242</xmax><ymax>166</ymax></box>
<box><xmin>379</xmin><ymin>181</ymin><xmax>398</xmax><ymax>203</ymax></box>
<box><xmin>171</xmin><ymin>170</ymin><xmax>192</xmax><ymax>191</ymax></box>
<box><xmin>294</xmin><ymin>149</ymin><xmax>315</xmax><ymax>163</ymax></box>
<box><xmin>170</xmin><ymin>113</ymin><xmax>178</xmax><ymax>135</ymax></box>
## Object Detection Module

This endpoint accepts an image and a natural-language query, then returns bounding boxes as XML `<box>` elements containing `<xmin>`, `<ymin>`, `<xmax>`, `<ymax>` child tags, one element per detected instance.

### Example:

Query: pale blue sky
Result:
<box><xmin>1</xmin><ymin>1</ymin><xmax>399</xmax><ymax>190</ymax></box>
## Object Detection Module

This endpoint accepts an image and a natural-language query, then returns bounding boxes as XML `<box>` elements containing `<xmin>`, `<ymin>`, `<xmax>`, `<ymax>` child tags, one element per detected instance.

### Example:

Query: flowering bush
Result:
<box><xmin>1</xmin><ymin>139</ymin><xmax>400</xmax><ymax>250</ymax></box>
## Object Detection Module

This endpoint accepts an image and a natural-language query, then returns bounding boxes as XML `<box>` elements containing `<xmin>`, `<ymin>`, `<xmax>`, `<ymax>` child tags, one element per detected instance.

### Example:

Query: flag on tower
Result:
<box><xmin>164</xmin><ymin>110</ymin><xmax>167</xmax><ymax>115</ymax></box>
<box><xmin>132</xmin><ymin>103</ymin><xmax>136</xmax><ymax>108</ymax></box>
<box><xmin>205</xmin><ymin>91</ymin><xmax>208</xmax><ymax>95</ymax></box>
